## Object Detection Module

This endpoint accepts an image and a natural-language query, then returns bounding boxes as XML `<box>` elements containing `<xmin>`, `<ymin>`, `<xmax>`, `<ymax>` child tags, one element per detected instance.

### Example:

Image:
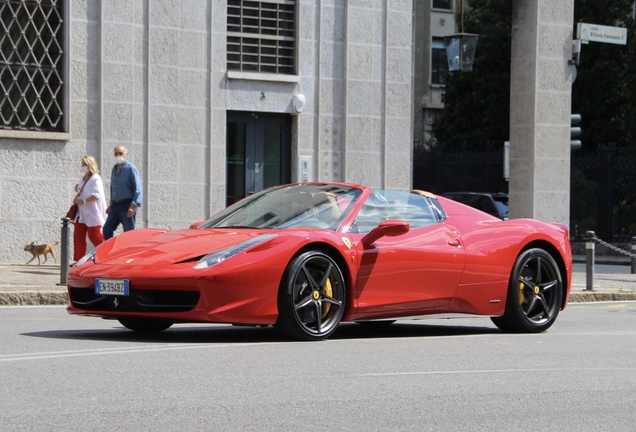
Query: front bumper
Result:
<box><xmin>66</xmin><ymin>262</ymin><xmax>282</xmax><ymax>325</ymax></box>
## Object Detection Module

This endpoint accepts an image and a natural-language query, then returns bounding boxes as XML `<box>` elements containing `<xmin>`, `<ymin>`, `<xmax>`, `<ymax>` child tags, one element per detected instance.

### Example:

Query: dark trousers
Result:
<box><xmin>103</xmin><ymin>200</ymin><xmax>136</xmax><ymax>240</ymax></box>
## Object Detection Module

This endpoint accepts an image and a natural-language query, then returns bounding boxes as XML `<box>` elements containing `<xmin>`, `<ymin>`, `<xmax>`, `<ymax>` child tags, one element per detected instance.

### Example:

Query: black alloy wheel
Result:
<box><xmin>491</xmin><ymin>248</ymin><xmax>563</xmax><ymax>333</ymax></box>
<box><xmin>276</xmin><ymin>250</ymin><xmax>346</xmax><ymax>341</ymax></box>
<box><xmin>117</xmin><ymin>318</ymin><xmax>173</xmax><ymax>333</ymax></box>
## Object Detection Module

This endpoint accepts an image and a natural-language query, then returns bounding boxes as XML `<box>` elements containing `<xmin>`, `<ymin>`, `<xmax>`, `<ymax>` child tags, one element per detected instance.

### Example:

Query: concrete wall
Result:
<box><xmin>509</xmin><ymin>0</ymin><xmax>574</xmax><ymax>223</ymax></box>
<box><xmin>0</xmin><ymin>0</ymin><xmax>414</xmax><ymax>261</ymax></box>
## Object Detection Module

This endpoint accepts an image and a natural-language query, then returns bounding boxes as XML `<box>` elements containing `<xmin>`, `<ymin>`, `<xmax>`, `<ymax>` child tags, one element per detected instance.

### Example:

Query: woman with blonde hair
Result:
<box><xmin>73</xmin><ymin>155</ymin><xmax>107</xmax><ymax>261</ymax></box>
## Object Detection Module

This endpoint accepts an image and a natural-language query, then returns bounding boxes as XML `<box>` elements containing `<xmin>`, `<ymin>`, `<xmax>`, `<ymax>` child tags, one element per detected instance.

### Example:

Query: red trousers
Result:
<box><xmin>73</xmin><ymin>223</ymin><xmax>105</xmax><ymax>261</ymax></box>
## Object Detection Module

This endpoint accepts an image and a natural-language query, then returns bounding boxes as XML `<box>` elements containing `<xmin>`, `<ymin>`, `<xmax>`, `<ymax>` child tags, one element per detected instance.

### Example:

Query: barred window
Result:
<box><xmin>0</xmin><ymin>0</ymin><xmax>65</xmax><ymax>131</ymax></box>
<box><xmin>227</xmin><ymin>0</ymin><xmax>295</xmax><ymax>75</ymax></box>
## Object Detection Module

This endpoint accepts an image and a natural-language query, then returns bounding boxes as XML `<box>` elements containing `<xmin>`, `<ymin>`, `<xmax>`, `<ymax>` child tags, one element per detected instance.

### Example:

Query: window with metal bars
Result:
<box><xmin>227</xmin><ymin>0</ymin><xmax>295</xmax><ymax>75</ymax></box>
<box><xmin>0</xmin><ymin>0</ymin><xmax>64</xmax><ymax>132</ymax></box>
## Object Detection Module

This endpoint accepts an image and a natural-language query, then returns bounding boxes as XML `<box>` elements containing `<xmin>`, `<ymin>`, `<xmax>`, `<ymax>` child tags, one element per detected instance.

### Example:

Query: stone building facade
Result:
<box><xmin>0</xmin><ymin>0</ymin><xmax>414</xmax><ymax>260</ymax></box>
<box><xmin>412</xmin><ymin>0</ymin><xmax>456</xmax><ymax>150</ymax></box>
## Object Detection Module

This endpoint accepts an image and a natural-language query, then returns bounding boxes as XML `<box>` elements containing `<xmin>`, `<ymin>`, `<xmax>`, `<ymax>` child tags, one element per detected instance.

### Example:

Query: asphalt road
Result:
<box><xmin>2</xmin><ymin>304</ymin><xmax>636</xmax><ymax>431</ymax></box>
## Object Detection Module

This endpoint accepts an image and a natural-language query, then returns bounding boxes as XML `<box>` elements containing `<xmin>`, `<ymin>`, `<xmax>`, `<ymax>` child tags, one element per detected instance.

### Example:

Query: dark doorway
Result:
<box><xmin>226</xmin><ymin>112</ymin><xmax>292</xmax><ymax>206</ymax></box>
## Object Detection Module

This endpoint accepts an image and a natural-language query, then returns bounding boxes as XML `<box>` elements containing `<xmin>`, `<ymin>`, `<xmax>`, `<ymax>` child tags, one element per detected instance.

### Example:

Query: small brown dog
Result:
<box><xmin>24</xmin><ymin>241</ymin><xmax>60</xmax><ymax>265</ymax></box>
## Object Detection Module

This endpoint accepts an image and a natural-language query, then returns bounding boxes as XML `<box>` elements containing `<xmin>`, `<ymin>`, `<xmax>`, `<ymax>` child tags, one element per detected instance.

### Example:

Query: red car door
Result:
<box><xmin>352</xmin><ymin>222</ymin><xmax>466</xmax><ymax>315</ymax></box>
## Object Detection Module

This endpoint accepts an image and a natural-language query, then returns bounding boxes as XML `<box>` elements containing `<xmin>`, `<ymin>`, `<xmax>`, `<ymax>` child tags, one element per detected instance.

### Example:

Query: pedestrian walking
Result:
<box><xmin>103</xmin><ymin>145</ymin><xmax>143</xmax><ymax>240</ymax></box>
<box><xmin>73</xmin><ymin>155</ymin><xmax>107</xmax><ymax>261</ymax></box>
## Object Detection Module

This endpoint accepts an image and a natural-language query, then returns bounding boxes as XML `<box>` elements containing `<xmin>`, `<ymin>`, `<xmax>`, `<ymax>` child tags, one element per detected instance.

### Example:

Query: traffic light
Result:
<box><xmin>571</xmin><ymin>114</ymin><xmax>582</xmax><ymax>150</ymax></box>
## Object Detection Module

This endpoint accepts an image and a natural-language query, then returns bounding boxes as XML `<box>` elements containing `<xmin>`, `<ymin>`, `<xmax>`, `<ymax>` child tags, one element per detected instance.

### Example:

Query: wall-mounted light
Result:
<box><xmin>292</xmin><ymin>94</ymin><xmax>305</xmax><ymax>114</ymax></box>
<box><xmin>443</xmin><ymin>0</ymin><xmax>479</xmax><ymax>72</ymax></box>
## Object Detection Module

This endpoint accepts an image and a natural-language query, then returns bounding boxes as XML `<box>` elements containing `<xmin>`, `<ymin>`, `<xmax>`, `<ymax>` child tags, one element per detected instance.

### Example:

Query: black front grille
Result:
<box><xmin>70</xmin><ymin>288</ymin><xmax>200</xmax><ymax>313</ymax></box>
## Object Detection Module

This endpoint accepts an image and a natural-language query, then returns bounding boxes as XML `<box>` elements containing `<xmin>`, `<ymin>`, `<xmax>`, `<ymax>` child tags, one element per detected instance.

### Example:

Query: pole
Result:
<box><xmin>585</xmin><ymin>231</ymin><xmax>595</xmax><ymax>291</ymax></box>
<box><xmin>59</xmin><ymin>217</ymin><xmax>70</xmax><ymax>285</ymax></box>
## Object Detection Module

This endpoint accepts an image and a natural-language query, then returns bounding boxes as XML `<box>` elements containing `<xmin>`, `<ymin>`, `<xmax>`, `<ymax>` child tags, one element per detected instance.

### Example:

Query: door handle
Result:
<box><xmin>448</xmin><ymin>239</ymin><xmax>461</xmax><ymax>247</ymax></box>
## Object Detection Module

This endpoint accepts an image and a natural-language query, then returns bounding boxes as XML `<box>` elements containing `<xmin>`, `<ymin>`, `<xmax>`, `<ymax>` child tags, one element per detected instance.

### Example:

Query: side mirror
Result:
<box><xmin>189</xmin><ymin>221</ymin><xmax>204</xmax><ymax>229</ymax></box>
<box><xmin>361</xmin><ymin>220</ymin><xmax>410</xmax><ymax>248</ymax></box>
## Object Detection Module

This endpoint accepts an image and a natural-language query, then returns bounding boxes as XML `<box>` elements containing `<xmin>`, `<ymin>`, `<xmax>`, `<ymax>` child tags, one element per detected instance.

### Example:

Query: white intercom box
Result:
<box><xmin>297</xmin><ymin>156</ymin><xmax>312</xmax><ymax>182</ymax></box>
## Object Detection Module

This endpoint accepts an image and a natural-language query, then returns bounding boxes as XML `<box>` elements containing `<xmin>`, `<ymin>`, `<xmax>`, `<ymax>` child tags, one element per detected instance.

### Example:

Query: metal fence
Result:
<box><xmin>570</xmin><ymin>145</ymin><xmax>636</xmax><ymax>242</ymax></box>
<box><xmin>413</xmin><ymin>144</ymin><xmax>636</xmax><ymax>242</ymax></box>
<box><xmin>413</xmin><ymin>143</ymin><xmax>508</xmax><ymax>196</ymax></box>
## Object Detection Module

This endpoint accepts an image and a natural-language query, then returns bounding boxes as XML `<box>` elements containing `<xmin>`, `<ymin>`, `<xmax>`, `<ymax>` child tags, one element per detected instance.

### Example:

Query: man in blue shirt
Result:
<box><xmin>103</xmin><ymin>145</ymin><xmax>143</xmax><ymax>240</ymax></box>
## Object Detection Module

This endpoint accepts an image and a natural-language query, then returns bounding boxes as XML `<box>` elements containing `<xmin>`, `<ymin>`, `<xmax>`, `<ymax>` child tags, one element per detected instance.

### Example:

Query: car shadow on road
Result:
<box><xmin>22</xmin><ymin>321</ymin><xmax>501</xmax><ymax>344</ymax></box>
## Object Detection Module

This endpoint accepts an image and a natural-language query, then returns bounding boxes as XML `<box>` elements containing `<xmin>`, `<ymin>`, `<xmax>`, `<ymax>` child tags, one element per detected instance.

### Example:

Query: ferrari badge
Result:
<box><xmin>341</xmin><ymin>237</ymin><xmax>352</xmax><ymax>249</ymax></box>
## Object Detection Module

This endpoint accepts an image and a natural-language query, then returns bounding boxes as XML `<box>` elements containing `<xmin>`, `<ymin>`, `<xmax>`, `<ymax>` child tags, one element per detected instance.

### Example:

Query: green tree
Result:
<box><xmin>434</xmin><ymin>0</ymin><xmax>512</xmax><ymax>151</ymax></box>
<box><xmin>435</xmin><ymin>0</ymin><xmax>636</xmax><ymax>155</ymax></box>
<box><xmin>569</xmin><ymin>1</ymin><xmax>636</xmax><ymax>240</ymax></box>
<box><xmin>572</xmin><ymin>0</ymin><xmax>636</xmax><ymax>154</ymax></box>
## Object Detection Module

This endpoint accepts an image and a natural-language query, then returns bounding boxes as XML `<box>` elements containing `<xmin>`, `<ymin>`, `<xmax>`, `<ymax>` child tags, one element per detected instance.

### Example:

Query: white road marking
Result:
<box><xmin>1</xmin><ymin>328</ymin><xmax>635</xmax><ymax>363</ymax></box>
<box><xmin>0</xmin><ymin>342</ymin><xmax>262</xmax><ymax>363</ymax></box>
<box><xmin>360</xmin><ymin>367</ymin><xmax>636</xmax><ymax>377</ymax></box>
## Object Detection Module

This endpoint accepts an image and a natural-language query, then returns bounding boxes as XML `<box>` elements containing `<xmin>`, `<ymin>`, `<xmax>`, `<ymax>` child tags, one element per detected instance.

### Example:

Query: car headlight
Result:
<box><xmin>75</xmin><ymin>250</ymin><xmax>96</xmax><ymax>267</ymax></box>
<box><xmin>194</xmin><ymin>234</ymin><xmax>276</xmax><ymax>269</ymax></box>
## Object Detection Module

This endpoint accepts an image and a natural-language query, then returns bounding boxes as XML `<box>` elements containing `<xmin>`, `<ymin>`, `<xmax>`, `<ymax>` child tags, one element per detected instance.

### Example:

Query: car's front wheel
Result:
<box><xmin>491</xmin><ymin>248</ymin><xmax>563</xmax><ymax>333</ymax></box>
<box><xmin>275</xmin><ymin>250</ymin><xmax>346</xmax><ymax>341</ymax></box>
<box><xmin>117</xmin><ymin>318</ymin><xmax>173</xmax><ymax>333</ymax></box>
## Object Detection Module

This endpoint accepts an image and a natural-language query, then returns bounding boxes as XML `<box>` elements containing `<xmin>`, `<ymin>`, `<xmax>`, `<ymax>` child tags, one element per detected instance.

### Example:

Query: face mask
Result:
<box><xmin>80</xmin><ymin>166</ymin><xmax>89</xmax><ymax>174</ymax></box>
<box><xmin>115</xmin><ymin>156</ymin><xmax>126</xmax><ymax>164</ymax></box>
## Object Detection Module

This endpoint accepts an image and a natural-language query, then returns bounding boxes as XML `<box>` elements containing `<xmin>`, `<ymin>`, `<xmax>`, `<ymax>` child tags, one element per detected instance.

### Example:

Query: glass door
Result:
<box><xmin>226</xmin><ymin>112</ymin><xmax>291</xmax><ymax>206</ymax></box>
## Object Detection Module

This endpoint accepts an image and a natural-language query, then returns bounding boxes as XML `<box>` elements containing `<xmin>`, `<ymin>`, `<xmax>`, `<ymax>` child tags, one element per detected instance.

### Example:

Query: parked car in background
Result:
<box><xmin>442</xmin><ymin>192</ymin><xmax>509</xmax><ymax>220</ymax></box>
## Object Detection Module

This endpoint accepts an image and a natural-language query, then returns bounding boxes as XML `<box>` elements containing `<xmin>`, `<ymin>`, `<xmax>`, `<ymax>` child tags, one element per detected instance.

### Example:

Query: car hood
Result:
<box><xmin>95</xmin><ymin>228</ymin><xmax>273</xmax><ymax>266</ymax></box>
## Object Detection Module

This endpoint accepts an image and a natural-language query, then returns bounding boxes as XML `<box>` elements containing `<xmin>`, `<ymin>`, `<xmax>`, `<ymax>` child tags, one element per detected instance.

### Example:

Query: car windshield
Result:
<box><xmin>199</xmin><ymin>184</ymin><xmax>363</xmax><ymax>230</ymax></box>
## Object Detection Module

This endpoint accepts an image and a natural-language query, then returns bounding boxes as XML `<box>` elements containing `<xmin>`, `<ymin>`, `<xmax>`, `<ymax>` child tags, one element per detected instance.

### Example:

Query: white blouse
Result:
<box><xmin>76</xmin><ymin>174</ymin><xmax>107</xmax><ymax>227</ymax></box>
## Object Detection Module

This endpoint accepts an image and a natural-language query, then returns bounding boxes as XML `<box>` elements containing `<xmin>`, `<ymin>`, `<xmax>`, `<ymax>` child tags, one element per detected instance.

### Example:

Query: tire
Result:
<box><xmin>491</xmin><ymin>248</ymin><xmax>563</xmax><ymax>333</ymax></box>
<box><xmin>118</xmin><ymin>318</ymin><xmax>173</xmax><ymax>333</ymax></box>
<box><xmin>275</xmin><ymin>250</ymin><xmax>346</xmax><ymax>341</ymax></box>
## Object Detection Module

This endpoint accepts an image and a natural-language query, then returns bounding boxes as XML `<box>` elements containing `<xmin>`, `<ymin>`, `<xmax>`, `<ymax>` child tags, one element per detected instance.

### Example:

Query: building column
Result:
<box><xmin>509</xmin><ymin>0</ymin><xmax>574</xmax><ymax>224</ymax></box>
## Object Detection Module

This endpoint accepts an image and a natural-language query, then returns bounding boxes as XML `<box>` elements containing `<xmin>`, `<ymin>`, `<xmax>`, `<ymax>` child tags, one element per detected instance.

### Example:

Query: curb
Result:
<box><xmin>2</xmin><ymin>291</ymin><xmax>636</xmax><ymax>307</ymax></box>
<box><xmin>0</xmin><ymin>291</ymin><xmax>68</xmax><ymax>306</ymax></box>
<box><xmin>568</xmin><ymin>292</ymin><xmax>636</xmax><ymax>302</ymax></box>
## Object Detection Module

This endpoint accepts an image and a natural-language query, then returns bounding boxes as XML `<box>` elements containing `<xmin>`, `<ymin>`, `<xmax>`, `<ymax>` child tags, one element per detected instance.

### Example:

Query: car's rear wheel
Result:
<box><xmin>275</xmin><ymin>250</ymin><xmax>346</xmax><ymax>341</ymax></box>
<box><xmin>491</xmin><ymin>248</ymin><xmax>563</xmax><ymax>333</ymax></box>
<box><xmin>117</xmin><ymin>318</ymin><xmax>173</xmax><ymax>333</ymax></box>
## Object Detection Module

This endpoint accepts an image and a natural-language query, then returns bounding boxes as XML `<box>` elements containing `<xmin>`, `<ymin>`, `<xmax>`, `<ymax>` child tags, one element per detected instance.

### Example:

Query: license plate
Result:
<box><xmin>95</xmin><ymin>279</ymin><xmax>129</xmax><ymax>296</ymax></box>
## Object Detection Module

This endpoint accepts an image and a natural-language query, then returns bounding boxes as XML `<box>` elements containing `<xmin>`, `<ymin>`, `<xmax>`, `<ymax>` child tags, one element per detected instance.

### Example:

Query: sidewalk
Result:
<box><xmin>0</xmin><ymin>261</ymin><xmax>68</xmax><ymax>305</ymax></box>
<box><xmin>1</xmin><ymin>257</ymin><xmax>636</xmax><ymax>306</ymax></box>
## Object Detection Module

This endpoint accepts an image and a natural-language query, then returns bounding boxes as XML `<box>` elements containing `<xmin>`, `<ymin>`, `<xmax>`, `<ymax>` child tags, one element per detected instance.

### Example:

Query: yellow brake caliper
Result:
<box><xmin>322</xmin><ymin>277</ymin><xmax>333</xmax><ymax>317</ymax></box>
<box><xmin>518</xmin><ymin>280</ymin><xmax>525</xmax><ymax>304</ymax></box>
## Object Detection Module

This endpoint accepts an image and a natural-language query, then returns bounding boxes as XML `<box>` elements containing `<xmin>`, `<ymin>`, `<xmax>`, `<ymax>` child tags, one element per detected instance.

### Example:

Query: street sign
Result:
<box><xmin>577</xmin><ymin>23</ymin><xmax>627</xmax><ymax>45</ymax></box>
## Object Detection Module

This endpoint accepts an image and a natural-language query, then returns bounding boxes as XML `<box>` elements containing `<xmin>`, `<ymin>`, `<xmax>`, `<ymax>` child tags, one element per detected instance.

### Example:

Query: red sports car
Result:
<box><xmin>67</xmin><ymin>182</ymin><xmax>572</xmax><ymax>340</ymax></box>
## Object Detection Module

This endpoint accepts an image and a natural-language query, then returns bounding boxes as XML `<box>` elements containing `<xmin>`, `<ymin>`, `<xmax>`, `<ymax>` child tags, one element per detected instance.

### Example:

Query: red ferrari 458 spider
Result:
<box><xmin>67</xmin><ymin>182</ymin><xmax>572</xmax><ymax>340</ymax></box>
